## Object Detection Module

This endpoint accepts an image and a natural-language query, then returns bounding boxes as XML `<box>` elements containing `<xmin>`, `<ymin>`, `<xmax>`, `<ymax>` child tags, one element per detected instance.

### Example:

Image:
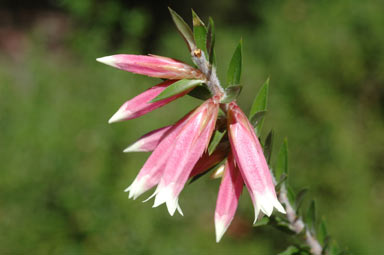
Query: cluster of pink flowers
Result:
<box><xmin>97</xmin><ymin>53</ymin><xmax>285</xmax><ymax>242</ymax></box>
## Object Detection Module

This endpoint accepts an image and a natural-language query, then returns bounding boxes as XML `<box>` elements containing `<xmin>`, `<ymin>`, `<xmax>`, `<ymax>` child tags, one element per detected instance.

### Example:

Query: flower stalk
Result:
<box><xmin>279</xmin><ymin>184</ymin><xmax>323</xmax><ymax>255</ymax></box>
<box><xmin>96</xmin><ymin>8</ymin><xmax>345</xmax><ymax>254</ymax></box>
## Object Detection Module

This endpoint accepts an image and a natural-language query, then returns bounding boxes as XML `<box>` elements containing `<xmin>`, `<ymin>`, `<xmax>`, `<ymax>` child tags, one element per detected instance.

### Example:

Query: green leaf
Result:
<box><xmin>264</xmin><ymin>129</ymin><xmax>274</xmax><ymax>164</ymax></box>
<box><xmin>250</xmin><ymin>110</ymin><xmax>267</xmax><ymax>128</ymax></box>
<box><xmin>275</xmin><ymin>173</ymin><xmax>287</xmax><ymax>191</ymax></box>
<box><xmin>249</xmin><ymin>78</ymin><xmax>269</xmax><ymax>135</ymax></box>
<box><xmin>295</xmin><ymin>188</ymin><xmax>309</xmax><ymax>213</ymax></box>
<box><xmin>151</xmin><ymin>79</ymin><xmax>203</xmax><ymax>102</ymax></box>
<box><xmin>187</xmin><ymin>85</ymin><xmax>212</xmax><ymax>100</ymax></box>
<box><xmin>275</xmin><ymin>138</ymin><xmax>288</xmax><ymax>181</ymax></box>
<box><xmin>306</xmin><ymin>200</ymin><xmax>316</xmax><ymax>233</ymax></box>
<box><xmin>226</xmin><ymin>40</ymin><xmax>242</xmax><ymax>87</ymax></box>
<box><xmin>317</xmin><ymin>218</ymin><xmax>328</xmax><ymax>246</ymax></box>
<box><xmin>286</xmin><ymin>184</ymin><xmax>296</xmax><ymax>205</ymax></box>
<box><xmin>253</xmin><ymin>216</ymin><xmax>269</xmax><ymax>227</ymax></box>
<box><xmin>168</xmin><ymin>7</ymin><xmax>195</xmax><ymax>52</ymax></box>
<box><xmin>278</xmin><ymin>246</ymin><xmax>300</xmax><ymax>255</ymax></box>
<box><xmin>208</xmin><ymin>130</ymin><xmax>226</xmax><ymax>155</ymax></box>
<box><xmin>192</xmin><ymin>10</ymin><xmax>208</xmax><ymax>57</ymax></box>
<box><xmin>206</xmin><ymin>17</ymin><xmax>216</xmax><ymax>65</ymax></box>
<box><xmin>221</xmin><ymin>85</ymin><xmax>242</xmax><ymax>103</ymax></box>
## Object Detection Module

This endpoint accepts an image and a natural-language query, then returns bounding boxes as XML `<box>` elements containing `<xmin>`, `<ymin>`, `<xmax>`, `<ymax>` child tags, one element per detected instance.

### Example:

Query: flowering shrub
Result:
<box><xmin>97</xmin><ymin>8</ymin><xmax>345</xmax><ymax>255</ymax></box>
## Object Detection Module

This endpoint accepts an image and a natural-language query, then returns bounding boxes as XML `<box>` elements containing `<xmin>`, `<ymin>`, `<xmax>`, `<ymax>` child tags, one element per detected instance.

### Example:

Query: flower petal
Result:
<box><xmin>227</xmin><ymin>102</ymin><xmax>285</xmax><ymax>222</ymax></box>
<box><xmin>109</xmin><ymin>80</ymin><xmax>190</xmax><ymax>123</ymax></box>
<box><xmin>214</xmin><ymin>153</ymin><xmax>243</xmax><ymax>242</ymax></box>
<box><xmin>123</xmin><ymin>125</ymin><xmax>172</xmax><ymax>153</ymax></box>
<box><xmin>125</xmin><ymin>110</ymin><xmax>194</xmax><ymax>199</ymax></box>
<box><xmin>97</xmin><ymin>54</ymin><xmax>204</xmax><ymax>80</ymax></box>
<box><xmin>152</xmin><ymin>99</ymin><xmax>219</xmax><ymax>215</ymax></box>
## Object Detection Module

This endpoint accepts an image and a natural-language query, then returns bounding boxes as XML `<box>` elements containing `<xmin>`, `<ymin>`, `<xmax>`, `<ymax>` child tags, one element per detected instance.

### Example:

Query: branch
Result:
<box><xmin>279</xmin><ymin>184</ymin><xmax>323</xmax><ymax>255</ymax></box>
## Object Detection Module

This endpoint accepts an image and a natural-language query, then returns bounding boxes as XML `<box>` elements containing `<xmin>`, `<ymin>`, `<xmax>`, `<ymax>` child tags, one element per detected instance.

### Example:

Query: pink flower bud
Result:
<box><xmin>108</xmin><ymin>80</ymin><xmax>190</xmax><ymax>123</ymax></box>
<box><xmin>214</xmin><ymin>153</ymin><xmax>244</xmax><ymax>242</ymax></box>
<box><xmin>150</xmin><ymin>98</ymin><xmax>219</xmax><ymax>215</ymax></box>
<box><xmin>123</xmin><ymin>125</ymin><xmax>173</xmax><ymax>153</ymax></box>
<box><xmin>227</xmin><ymin>102</ymin><xmax>285</xmax><ymax>223</ymax></box>
<box><xmin>97</xmin><ymin>54</ymin><xmax>205</xmax><ymax>80</ymax></box>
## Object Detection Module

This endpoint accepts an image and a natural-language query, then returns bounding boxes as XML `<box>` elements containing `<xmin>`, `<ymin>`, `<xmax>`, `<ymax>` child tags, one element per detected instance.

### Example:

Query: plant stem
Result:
<box><xmin>279</xmin><ymin>184</ymin><xmax>323</xmax><ymax>255</ymax></box>
<box><xmin>192</xmin><ymin>50</ymin><xmax>225</xmax><ymax>98</ymax></box>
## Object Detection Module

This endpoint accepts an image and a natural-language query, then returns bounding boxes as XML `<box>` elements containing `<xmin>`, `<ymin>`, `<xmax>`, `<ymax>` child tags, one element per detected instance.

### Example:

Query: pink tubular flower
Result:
<box><xmin>151</xmin><ymin>98</ymin><xmax>219</xmax><ymax>215</ymax></box>
<box><xmin>126</xmin><ymin>98</ymin><xmax>219</xmax><ymax>216</ymax></box>
<box><xmin>108</xmin><ymin>80</ymin><xmax>191</xmax><ymax>123</ymax></box>
<box><xmin>214</xmin><ymin>152</ymin><xmax>244</xmax><ymax>242</ymax></box>
<box><xmin>227</xmin><ymin>102</ymin><xmax>286</xmax><ymax>222</ymax></box>
<box><xmin>123</xmin><ymin>125</ymin><xmax>173</xmax><ymax>153</ymax></box>
<box><xmin>125</xmin><ymin>110</ymin><xmax>194</xmax><ymax>200</ymax></box>
<box><xmin>96</xmin><ymin>54</ymin><xmax>205</xmax><ymax>80</ymax></box>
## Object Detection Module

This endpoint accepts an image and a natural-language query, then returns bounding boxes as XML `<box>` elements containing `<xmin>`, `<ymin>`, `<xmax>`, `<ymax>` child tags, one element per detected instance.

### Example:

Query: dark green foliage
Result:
<box><xmin>264</xmin><ymin>129</ymin><xmax>274</xmax><ymax>164</ymax></box>
<box><xmin>192</xmin><ymin>10</ymin><xmax>208</xmax><ymax>57</ymax></box>
<box><xmin>226</xmin><ymin>40</ymin><xmax>242</xmax><ymax>87</ymax></box>
<box><xmin>187</xmin><ymin>85</ymin><xmax>212</xmax><ymax>100</ymax></box>
<box><xmin>275</xmin><ymin>139</ymin><xmax>288</xmax><ymax>181</ymax></box>
<box><xmin>249</xmin><ymin>78</ymin><xmax>269</xmax><ymax>135</ymax></box>
<box><xmin>168</xmin><ymin>7</ymin><xmax>196</xmax><ymax>52</ymax></box>
<box><xmin>208</xmin><ymin>130</ymin><xmax>226</xmax><ymax>155</ymax></box>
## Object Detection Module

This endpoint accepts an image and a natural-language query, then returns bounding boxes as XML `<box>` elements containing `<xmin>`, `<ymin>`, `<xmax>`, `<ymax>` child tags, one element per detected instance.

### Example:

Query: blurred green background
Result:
<box><xmin>1</xmin><ymin>0</ymin><xmax>383</xmax><ymax>254</ymax></box>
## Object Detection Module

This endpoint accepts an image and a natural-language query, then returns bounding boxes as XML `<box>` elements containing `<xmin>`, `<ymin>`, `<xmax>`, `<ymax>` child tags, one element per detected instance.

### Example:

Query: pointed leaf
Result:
<box><xmin>264</xmin><ymin>129</ymin><xmax>274</xmax><ymax>164</ymax></box>
<box><xmin>249</xmin><ymin>78</ymin><xmax>269</xmax><ymax>135</ymax></box>
<box><xmin>250</xmin><ymin>110</ymin><xmax>267</xmax><ymax>127</ymax></box>
<box><xmin>208</xmin><ymin>130</ymin><xmax>226</xmax><ymax>155</ymax></box>
<box><xmin>188</xmin><ymin>85</ymin><xmax>212</xmax><ymax>100</ymax></box>
<box><xmin>226</xmin><ymin>40</ymin><xmax>242</xmax><ymax>87</ymax></box>
<box><xmin>306</xmin><ymin>200</ymin><xmax>316</xmax><ymax>233</ymax></box>
<box><xmin>253</xmin><ymin>216</ymin><xmax>270</xmax><ymax>227</ymax></box>
<box><xmin>275</xmin><ymin>173</ymin><xmax>287</xmax><ymax>190</ymax></box>
<box><xmin>317</xmin><ymin>218</ymin><xmax>328</xmax><ymax>246</ymax></box>
<box><xmin>168</xmin><ymin>7</ymin><xmax>196</xmax><ymax>51</ymax></box>
<box><xmin>286</xmin><ymin>184</ymin><xmax>295</xmax><ymax>205</ymax></box>
<box><xmin>206</xmin><ymin>17</ymin><xmax>216</xmax><ymax>65</ymax></box>
<box><xmin>295</xmin><ymin>188</ymin><xmax>309</xmax><ymax>213</ymax></box>
<box><xmin>192</xmin><ymin>9</ymin><xmax>208</xmax><ymax>57</ymax></box>
<box><xmin>278</xmin><ymin>246</ymin><xmax>300</xmax><ymax>255</ymax></box>
<box><xmin>151</xmin><ymin>79</ymin><xmax>203</xmax><ymax>102</ymax></box>
<box><xmin>221</xmin><ymin>85</ymin><xmax>242</xmax><ymax>103</ymax></box>
<box><xmin>275</xmin><ymin>139</ymin><xmax>288</xmax><ymax>181</ymax></box>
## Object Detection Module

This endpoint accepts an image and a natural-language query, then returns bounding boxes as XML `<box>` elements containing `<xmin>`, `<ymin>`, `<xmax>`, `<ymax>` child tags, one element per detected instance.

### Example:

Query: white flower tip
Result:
<box><xmin>108</xmin><ymin>109</ymin><xmax>130</xmax><ymax>124</ymax></box>
<box><xmin>123</xmin><ymin>141</ymin><xmax>146</xmax><ymax>153</ymax></box>
<box><xmin>274</xmin><ymin>199</ymin><xmax>286</xmax><ymax>214</ymax></box>
<box><xmin>125</xmin><ymin>177</ymin><xmax>151</xmax><ymax>200</ymax></box>
<box><xmin>253</xmin><ymin>191</ymin><xmax>286</xmax><ymax>219</ymax></box>
<box><xmin>152</xmin><ymin>184</ymin><xmax>179</xmax><ymax>216</ymax></box>
<box><xmin>215</xmin><ymin>214</ymin><xmax>230</xmax><ymax>243</ymax></box>
<box><xmin>96</xmin><ymin>56</ymin><xmax>119</xmax><ymax>68</ymax></box>
<box><xmin>253</xmin><ymin>208</ymin><xmax>261</xmax><ymax>224</ymax></box>
<box><xmin>177</xmin><ymin>205</ymin><xmax>184</xmax><ymax>216</ymax></box>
